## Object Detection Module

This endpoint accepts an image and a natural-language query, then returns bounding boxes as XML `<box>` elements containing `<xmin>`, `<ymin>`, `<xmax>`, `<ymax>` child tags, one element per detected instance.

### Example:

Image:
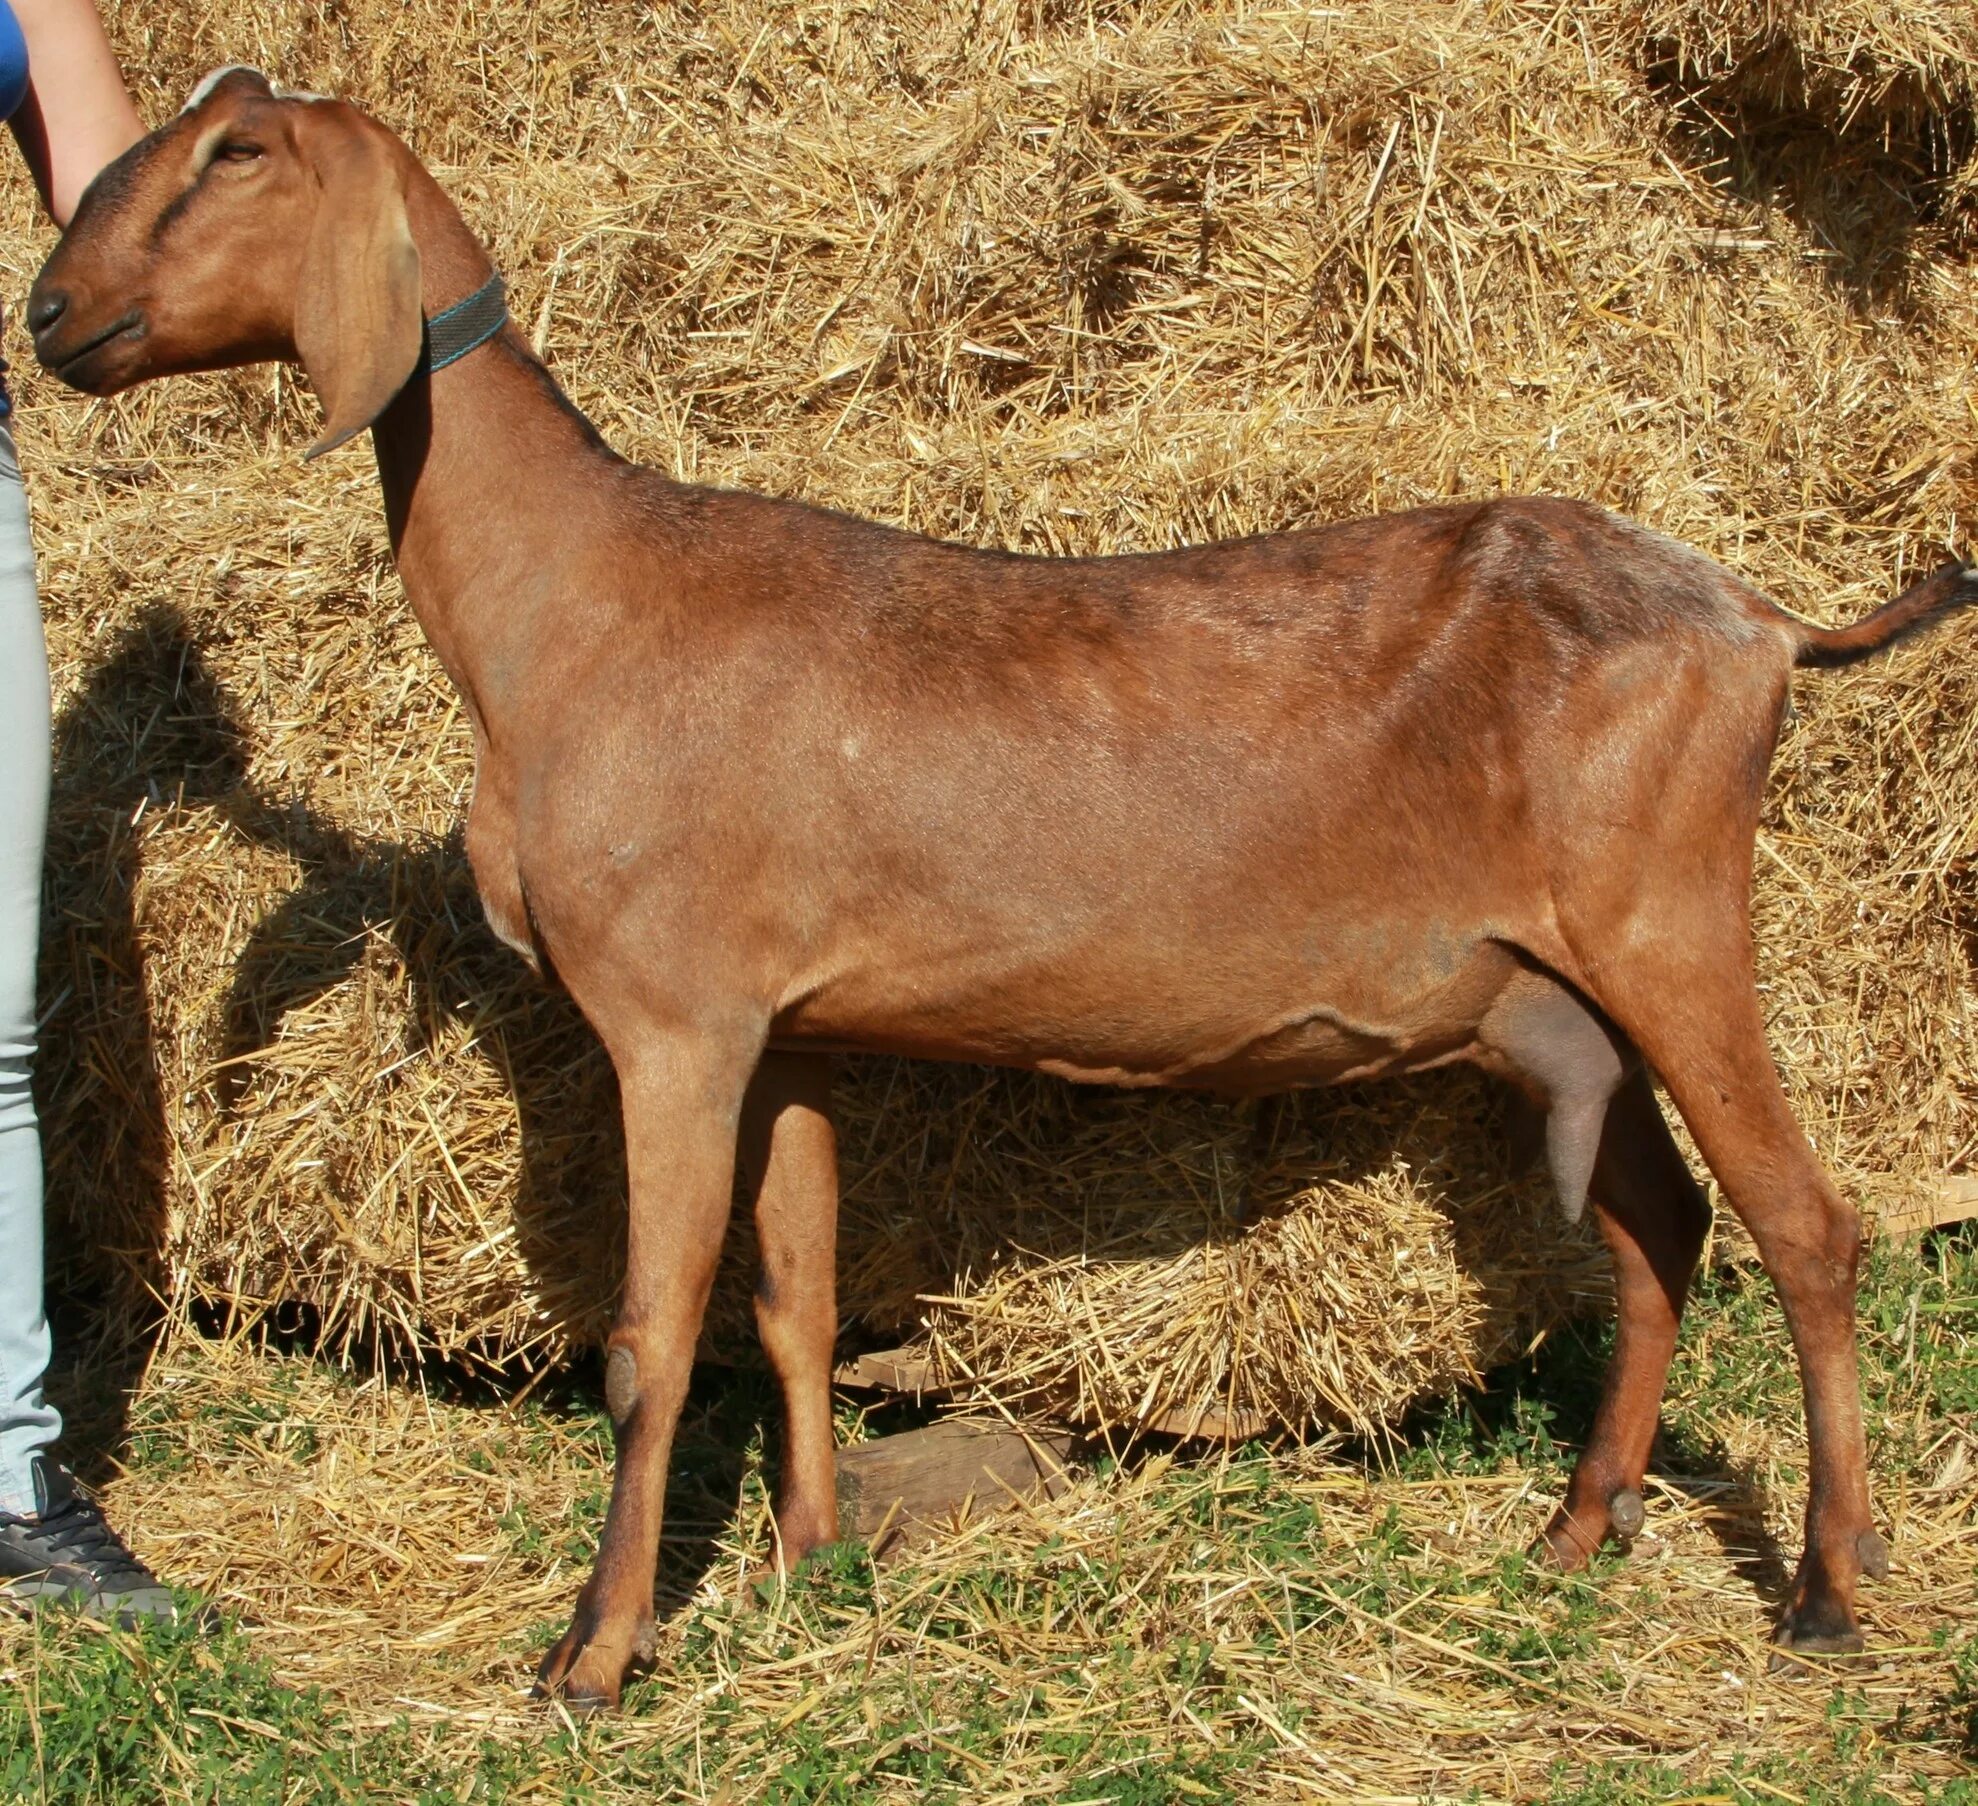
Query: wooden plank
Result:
<box><xmin>1883</xmin><ymin>1175</ymin><xmax>1978</xmax><ymax>1243</ymax></box>
<box><xmin>833</xmin><ymin>1348</ymin><xmax>942</xmax><ymax>1395</ymax></box>
<box><xmin>836</xmin><ymin>1419</ymin><xmax>1075</xmax><ymax>1557</ymax></box>
<box><xmin>1138</xmin><ymin>1400</ymin><xmax>1272</xmax><ymax>1443</ymax></box>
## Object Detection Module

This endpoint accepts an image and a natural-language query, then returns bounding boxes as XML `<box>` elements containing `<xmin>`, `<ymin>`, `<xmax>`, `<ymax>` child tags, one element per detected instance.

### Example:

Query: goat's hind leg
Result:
<box><xmin>1479</xmin><ymin>971</ymin><xmax>1705</xmax><ymax>1564</ymax></box>
<box><xmin>739</xmin><ymin>1051</ymin><xmax>841</xmax><ymax>1572</ymax></box>
<box><xmin>1588</xmin><ymin>947</ymin><xmax>1883</xmax><ymax>1654</ymax></box>
<box><xmin>1538</xmin><ymin>1068</ymin><xmax>1710</xmax><ymax>1568</ymax></box>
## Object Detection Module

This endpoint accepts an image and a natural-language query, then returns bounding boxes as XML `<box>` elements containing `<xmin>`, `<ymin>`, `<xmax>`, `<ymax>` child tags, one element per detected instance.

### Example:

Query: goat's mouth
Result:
<box><xmin>35</xmin><ymin>311</ymin><xmax>146</xmax><ymax>389</ymax></box>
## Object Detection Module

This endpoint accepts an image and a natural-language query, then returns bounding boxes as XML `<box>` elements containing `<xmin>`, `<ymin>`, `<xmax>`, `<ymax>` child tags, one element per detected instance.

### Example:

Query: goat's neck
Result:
<box><xmin>368</xmin><ymin>172</ymin><xmax>628</xmax><ymax>727</ymax></box>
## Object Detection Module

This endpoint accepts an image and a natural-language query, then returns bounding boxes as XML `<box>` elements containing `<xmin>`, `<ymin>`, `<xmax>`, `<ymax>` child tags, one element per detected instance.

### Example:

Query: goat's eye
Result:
<box><xmin>215</xmin><ymin>140</ymin><xmax>263</xmax><ymax>164</ymax></box>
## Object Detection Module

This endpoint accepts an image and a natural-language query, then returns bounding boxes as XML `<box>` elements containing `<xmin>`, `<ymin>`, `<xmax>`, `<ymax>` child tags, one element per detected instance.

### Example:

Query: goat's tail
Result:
<box><xmin>1790</xmin><ymin>560</ymin><xmax>1978</xmax><ymax>669</ymax></box>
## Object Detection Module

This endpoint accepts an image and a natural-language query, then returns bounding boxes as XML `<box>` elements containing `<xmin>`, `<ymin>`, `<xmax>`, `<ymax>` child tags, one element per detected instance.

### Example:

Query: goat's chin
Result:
<box><xmin>37</xmin><ymin>318</ymin><xmax>150</xmax><ymax>393</ymax></box>
<box><xmin>52</xmin><ymin>358</ymin><xmax>132</xmax><ymax>395</ymax></box>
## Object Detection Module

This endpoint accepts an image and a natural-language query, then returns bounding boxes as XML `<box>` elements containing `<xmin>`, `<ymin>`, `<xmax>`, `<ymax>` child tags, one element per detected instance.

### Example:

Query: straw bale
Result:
<box><xmin>7</xmin><ymin>0</ymin><xmax>1975</xmax><ymax>1435</ymax></box>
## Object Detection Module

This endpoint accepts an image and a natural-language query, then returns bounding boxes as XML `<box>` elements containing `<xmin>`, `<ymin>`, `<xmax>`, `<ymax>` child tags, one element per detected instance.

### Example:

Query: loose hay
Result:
<box><xmin>9</xmin><ymin>0</ymin><xmax>1977</xmax><ymax>1436</ymax></box>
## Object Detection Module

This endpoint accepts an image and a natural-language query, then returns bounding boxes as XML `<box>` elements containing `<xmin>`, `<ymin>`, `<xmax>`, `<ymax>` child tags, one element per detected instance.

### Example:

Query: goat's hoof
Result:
<box><xmin>1534</xmin><ymin>1510</ymin><xmax>1599</xmax><ymax>1572</ymax></box>
<box><xmin>1768</xmin><ymin>1628</ymin><xmax>1866</xmax><ymax>1675</ymax></box>
<box><xmin>1769</xmin><ymin>1594</ymin><xmax>1866</xmax><ymax>1671</ymax></box>
<box><xmin>533</xmin><ymin>1615</ymin><xmax>654</xmax><ymax>1714</ymax></box>
<box><xmin>549</xmin><ymin>1679</ymin><xmax>618</xmax><ymax>1716</ymax></box>
<box><xmin>533</xmin><ymin>1655</ymin><xmax>623</xmax><ymax>1715</ymax></box>
<box><xmin>1856</xmin><ymin>1529</ymin><xmax>1891</xmax><ymax>1582</ymax></box>
<box><xmin>1606</xmin><ymin>1487</ymin><xmax>1645</xmax><ymax>1539</ymax></box>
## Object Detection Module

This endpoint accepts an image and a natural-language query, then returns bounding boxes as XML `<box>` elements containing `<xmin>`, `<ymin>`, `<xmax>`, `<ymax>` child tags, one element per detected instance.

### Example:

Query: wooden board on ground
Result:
<box><xmin>836</xmin><ymin>1418</ymin><xmax>1076</xmax><ymax>1557</ymax></box>
<box><xmin>832</xmin><ymin>1347</ymin><xmax>1271</xmax><ymax>1444</ymax></box>
<box><xmin>1883</xmin><ymin>1175</ymin><xmax>1978</xmax><ymax>1243</ymax></box>
<box><xmin>833</xmin><ymin>1348</ymin><xmax>940</xmax><ymax>1396</ymax></box>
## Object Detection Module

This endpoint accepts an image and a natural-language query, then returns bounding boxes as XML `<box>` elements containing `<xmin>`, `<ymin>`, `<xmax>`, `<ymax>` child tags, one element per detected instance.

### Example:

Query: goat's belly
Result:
<box><xmin>770</xmin><ymin>932</ymin><xmax>1519</xmax><ymax>1093</ymax></box>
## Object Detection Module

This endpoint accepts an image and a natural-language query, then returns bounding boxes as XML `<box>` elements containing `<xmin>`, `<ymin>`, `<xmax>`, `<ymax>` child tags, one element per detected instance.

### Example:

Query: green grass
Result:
<box><xmin>1</xmin><ymin>1611</ymin><xmax>415</xmax><ymax>1804</ymax></box>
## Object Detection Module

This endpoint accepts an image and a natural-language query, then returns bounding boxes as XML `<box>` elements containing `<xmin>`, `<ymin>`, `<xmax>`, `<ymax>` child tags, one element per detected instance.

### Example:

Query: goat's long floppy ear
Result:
<box><xmin>293</xmin><ymin>114</ymin><xmax>423</xmax><ymax>461</ymax></box>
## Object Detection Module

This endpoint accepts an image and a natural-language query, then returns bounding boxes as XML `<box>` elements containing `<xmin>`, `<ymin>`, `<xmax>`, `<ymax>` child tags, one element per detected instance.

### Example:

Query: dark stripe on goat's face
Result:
<box><xmin>149</xmin><ymin>180</ymin><xmax>200</xmax><ymax>247</ymax></box>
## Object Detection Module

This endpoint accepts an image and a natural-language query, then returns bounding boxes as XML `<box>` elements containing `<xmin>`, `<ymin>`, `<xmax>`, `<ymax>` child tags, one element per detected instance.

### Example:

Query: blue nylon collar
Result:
<box><xmin>419</xmin><ymin>273</ymin><xmax>507</xmax><ymax>375</ymax></box>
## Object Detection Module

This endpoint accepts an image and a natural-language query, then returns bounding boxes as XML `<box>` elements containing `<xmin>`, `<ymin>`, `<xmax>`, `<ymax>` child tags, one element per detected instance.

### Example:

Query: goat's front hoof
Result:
<box><xmin>533</xmin><ymin>1612</ymin><xmax>656</xmax><ymax>1714</ymax></box>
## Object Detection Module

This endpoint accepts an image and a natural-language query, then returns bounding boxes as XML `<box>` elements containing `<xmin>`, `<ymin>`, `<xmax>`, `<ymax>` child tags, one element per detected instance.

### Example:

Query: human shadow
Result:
<box><xmin>35</xmin><ymin>603</ymin><xmax>254</xmax><ymax>1485</ymax></box>
<box><xmin>29</xmin><ymin>603</ymin><xmax>629</xmax><ymax>1495</ymax></box>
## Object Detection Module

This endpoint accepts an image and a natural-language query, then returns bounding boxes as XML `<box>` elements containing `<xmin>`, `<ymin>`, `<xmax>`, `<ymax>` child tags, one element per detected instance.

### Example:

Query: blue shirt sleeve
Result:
<box><xmin>0</xmin><ymin>3</ymin><xmax>28</xmax><ymax>127</ymax></box>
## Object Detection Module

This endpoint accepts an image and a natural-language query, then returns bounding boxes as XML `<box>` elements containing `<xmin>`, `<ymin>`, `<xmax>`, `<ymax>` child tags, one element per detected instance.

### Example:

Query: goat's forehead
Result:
<box><xmin>180</xmin><ymin>64</ymin><xmax>332</xmax><ymax>113</ymax></box>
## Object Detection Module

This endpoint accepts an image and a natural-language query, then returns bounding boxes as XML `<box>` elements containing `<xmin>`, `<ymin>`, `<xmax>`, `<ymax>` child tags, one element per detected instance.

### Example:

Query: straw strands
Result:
<box><xmin>9</xmin><ymin>0</ymin><xmax>1976</xmax><ymax>1436</ymax></box>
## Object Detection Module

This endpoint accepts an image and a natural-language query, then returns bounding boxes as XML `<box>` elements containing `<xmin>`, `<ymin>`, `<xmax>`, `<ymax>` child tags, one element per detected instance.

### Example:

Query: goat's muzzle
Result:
<box><xmin>26</xmin><ymin>274</ymin><xmax>145</xmax><ymax>394</ymax></box>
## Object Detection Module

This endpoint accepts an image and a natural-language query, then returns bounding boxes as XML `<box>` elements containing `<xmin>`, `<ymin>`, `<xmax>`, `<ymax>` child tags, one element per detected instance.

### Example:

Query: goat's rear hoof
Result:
<box><xmin>1769</xmin><ymin>1595</ymin><xmax>1866</xmax><ymax>1672</ymax></box>
<box><xmin>533</xmin><ymin>1657</ymin><xmax>624</xmax><ymax>1715</ymax></box>
<box><xmin>534</xmin><ymin>1614</ymin><xmax>654</xmax><ymax>1714</ymax></box>
<box><xmin>1768</xmin><ymin>1628</ymin><xmax>1867</xmax><ymax>1674</ymax></box>
<box><xmin>541</xmin><ymin>1678</ymin><xmax>617</xmax><ymax>1716</ymax></box>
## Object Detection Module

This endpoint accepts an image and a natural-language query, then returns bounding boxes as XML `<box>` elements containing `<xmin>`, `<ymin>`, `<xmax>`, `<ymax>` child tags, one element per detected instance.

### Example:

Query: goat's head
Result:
<box><xmin>30</xmin><ymin>67</ymin><xmax>424</xmax><ymax>457</ymax></box>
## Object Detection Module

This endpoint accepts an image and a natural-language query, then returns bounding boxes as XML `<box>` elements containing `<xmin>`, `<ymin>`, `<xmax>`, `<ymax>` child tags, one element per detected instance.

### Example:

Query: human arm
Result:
<box><xmin>6</xmin><ymin>0</ymin><xmax>139</xmax><ymax>227</ymax></box>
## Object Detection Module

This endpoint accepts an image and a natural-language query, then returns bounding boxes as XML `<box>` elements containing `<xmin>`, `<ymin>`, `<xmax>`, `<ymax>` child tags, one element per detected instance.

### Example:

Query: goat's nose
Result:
<box><xmin>26</xmin><ymin>288</ymin><xmax>68</xmax><ymax>336</ymax></box>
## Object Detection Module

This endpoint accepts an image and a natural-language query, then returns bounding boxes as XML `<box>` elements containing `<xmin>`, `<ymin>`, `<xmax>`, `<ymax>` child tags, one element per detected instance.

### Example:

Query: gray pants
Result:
<box><xmin>0</xmin><ymin>419</ymin><xmax>58</xmax><ymax>1515</ymax></box>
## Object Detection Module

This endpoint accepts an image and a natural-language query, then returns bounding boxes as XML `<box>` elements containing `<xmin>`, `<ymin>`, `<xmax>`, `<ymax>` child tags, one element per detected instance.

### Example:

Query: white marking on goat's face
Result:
<box><xmin>188</xmin><ymin>117</ymin><xmax>237</xmax><ymax>176</ymax></box>
<box><xmin>841</xmin><ymin>735</ymin><xmax>862</xmax><ymax>761</ymax></box>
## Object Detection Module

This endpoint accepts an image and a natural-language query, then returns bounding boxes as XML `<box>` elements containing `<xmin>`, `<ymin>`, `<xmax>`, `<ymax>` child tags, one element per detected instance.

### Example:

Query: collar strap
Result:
<box><xmin>418</xmin><ymin>273</ymin><xmax>508</xmax><ymax>375</ymax></box>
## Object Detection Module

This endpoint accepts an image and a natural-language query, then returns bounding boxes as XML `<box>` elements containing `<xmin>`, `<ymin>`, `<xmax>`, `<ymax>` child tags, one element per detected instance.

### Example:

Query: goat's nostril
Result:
<box><xmin>26</xmin><ymin>289</ymin><xmax>68</xmax><ymax>335</ymax></box>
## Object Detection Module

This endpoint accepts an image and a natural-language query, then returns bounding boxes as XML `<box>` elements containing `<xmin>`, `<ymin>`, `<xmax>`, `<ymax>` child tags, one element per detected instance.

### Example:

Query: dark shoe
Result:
<box><xmin>0</xmin><ymin>1455</ymin><xmax>177</xmax><ymax>1627</ymax></box>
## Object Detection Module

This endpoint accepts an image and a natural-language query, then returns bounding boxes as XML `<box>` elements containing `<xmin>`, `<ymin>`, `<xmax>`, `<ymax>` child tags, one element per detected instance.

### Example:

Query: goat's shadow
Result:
<box><xmin>1632</xmin><ymin>31</ymin><xmax>1975</xmax><ymax>307</ymax></box>
<box><xmin>1399</xmin><ymin>1310</ymin><xmax>1795</xmax><ymax>1610</ymax></box>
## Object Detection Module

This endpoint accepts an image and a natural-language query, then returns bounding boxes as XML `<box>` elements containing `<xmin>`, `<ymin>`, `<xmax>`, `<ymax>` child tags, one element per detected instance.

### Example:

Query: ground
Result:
<box><xmin>0</xmin><ymin>1231</ymin><xmax>1972</xmax><ymax>1803</ymax></box>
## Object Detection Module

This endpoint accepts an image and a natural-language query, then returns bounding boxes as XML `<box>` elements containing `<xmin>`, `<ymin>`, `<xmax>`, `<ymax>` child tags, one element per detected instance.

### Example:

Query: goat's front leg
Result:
<box><xmin>536</xmin><ymin>1033</ymin><xmax>755</xmax><ymax>1712</ymax></box>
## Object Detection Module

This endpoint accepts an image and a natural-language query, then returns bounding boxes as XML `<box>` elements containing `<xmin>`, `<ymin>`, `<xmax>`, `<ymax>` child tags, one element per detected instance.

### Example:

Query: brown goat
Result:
<box><xmin>29</xmin><ymin>70</ymin><xmax>1975</xmax><ymax>1708</ymax></box>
